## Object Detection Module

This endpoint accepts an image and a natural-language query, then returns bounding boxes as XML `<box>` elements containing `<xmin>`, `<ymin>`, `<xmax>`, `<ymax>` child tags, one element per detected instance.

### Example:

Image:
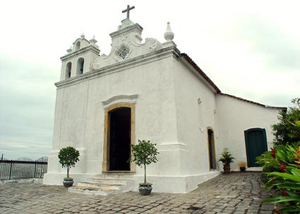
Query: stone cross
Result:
<box><xmin>122</xmin><ymin>5</ymin><xmax>135</xmax><ymax>19</ymax></box>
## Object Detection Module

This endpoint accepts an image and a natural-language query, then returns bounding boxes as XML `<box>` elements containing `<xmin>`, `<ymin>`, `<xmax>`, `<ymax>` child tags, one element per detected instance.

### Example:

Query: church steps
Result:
<box><xmin>77</xmin><ymin>182</ymin><xmax>123</xmax><ymax>189</ymax></box>
<box><xmin>68</xmin><ymin>174</ymin><xmax>134</xmax><ymax>195</ymax></box>
<box><xmin>88</xmin><ymin>178</ymin><xmax>131</xmax><ymax>184</ymax></box>
<box><xmin>94</xmin><ymin>173</ymin><xmax>134</xmax><ymax>178</ymax></box>
<box><xmin>68</xmin><ymin>185</ymin><xmax>121</xmax><ymax>196</ymax></box>
<box><xmin>79</xmin><ymin>181</ymin><xmax>124</xmax><ymax>187</ymax></box>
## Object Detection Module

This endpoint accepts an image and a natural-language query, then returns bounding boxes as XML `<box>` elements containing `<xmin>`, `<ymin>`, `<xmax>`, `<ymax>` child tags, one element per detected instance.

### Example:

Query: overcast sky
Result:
<box><xmin>0</xmin><ymin>0</ymin><xmax>299</xmax><ymax>160</ymax></box>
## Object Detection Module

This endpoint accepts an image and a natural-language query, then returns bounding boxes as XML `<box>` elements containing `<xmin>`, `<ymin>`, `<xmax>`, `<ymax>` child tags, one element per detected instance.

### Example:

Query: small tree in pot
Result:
<box><xmin>219</xmin><ymin>148</ymin><xmax>234</xmax><ymax>173</ymax></box>
<box><xmin>131</xmin><ymin>140</ymin><xmax>159</xmax><ymax>195</ymax></box>
<box><xmin>58</xmin><ymin>146</ymin><xmax>80</xmax><ymax>187</ymax></box>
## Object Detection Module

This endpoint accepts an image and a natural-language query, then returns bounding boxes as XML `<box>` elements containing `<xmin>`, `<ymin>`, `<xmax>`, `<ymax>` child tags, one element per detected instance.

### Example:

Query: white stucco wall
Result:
<box><xmin>216</xmin><ymin>94</ymin><xmax>281</xmax><ymax>170</ymax></box>
<box><xmin>172</xmin><ymin>57</ymin><xmax>219</xmax><ymax>175</ymax></box>
<box><xmin>45</xmin><ymin>53</ymin><xmax>183</xmax><ymax>185</ymax></box>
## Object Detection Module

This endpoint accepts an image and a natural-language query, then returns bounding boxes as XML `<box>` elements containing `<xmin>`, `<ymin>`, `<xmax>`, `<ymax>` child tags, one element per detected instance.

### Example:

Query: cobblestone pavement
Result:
<box><xmin>0</xmin><ymin>172</ymin><xmax>275</xmax><ymax>214</ymax></box>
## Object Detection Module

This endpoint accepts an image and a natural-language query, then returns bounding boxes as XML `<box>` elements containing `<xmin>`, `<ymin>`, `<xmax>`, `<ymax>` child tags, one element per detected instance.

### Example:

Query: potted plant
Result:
<box><xmin>219</xmin><ymin>148</ymin><xmax>234</xmax><ymax>173</ymax></box>
<box><xmin>58</xmin><ymin>146</ymin><xmax>80</xmax><ymax>187</ymax></box>
<box><xmin>238</xmin><ymin>161</ymin><xmax>247</xmax><ymax>172</ymax></box>
<box><xmin>131</xmin><ymin>140</ymin><xmax>159</xmax><ymax>195</ymax></box>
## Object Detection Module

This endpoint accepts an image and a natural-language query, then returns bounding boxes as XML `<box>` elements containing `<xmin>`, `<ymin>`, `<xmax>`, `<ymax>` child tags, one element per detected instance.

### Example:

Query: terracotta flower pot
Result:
<box><xmin>223</xmin><ymin>164</ymin><xmax>231</xmax><ymax>173</ymax></box>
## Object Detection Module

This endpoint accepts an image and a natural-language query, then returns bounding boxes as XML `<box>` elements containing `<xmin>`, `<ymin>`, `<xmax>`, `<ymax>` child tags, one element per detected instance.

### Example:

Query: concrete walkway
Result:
<box><xmin>0</xmin><ymin>172</ymin><xmax>275</xmax><ymax>214</ymax></box>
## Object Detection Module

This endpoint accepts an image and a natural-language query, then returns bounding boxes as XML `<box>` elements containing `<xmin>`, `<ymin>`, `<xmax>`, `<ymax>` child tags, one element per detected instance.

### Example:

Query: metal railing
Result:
<box><xmin>0</xmin><ymin>160</ymin><xmax>47</xmax><ymax>180</ymax></box>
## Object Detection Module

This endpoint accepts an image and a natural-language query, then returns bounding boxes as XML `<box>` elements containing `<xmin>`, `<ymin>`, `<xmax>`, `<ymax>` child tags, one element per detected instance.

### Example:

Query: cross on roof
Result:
<box><xmin>122</xmin><ymin>5</ymin><xmax>135</xmax><ymax>19</ymax></box>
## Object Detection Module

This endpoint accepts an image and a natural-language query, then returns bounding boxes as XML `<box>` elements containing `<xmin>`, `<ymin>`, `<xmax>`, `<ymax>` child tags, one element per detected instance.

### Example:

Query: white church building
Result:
<box><xmin>44</xmin><ymin>10</ymin><xmax>284</xmax><ymax>194</ymax></box>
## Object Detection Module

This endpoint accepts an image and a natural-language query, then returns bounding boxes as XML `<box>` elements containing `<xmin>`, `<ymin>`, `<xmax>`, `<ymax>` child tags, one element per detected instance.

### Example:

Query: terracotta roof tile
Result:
<box><xmin>219</xmin><ymin>93</ymin><xmax>286</xmax><ymax>110</ymax></box>
<box><xmin>180</xmin><ymin>53</ymin><xmax>285</xmax><ymax>110</ymax></box>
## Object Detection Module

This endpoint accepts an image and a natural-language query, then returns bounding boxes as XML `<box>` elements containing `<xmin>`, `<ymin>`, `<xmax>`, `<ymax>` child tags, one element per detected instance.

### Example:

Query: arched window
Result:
<box><xmin>66</xmin><ymin>62</ymin><xmax>72</xmax><ymax>79</ymax></box>
<box><xmin>77</xmin><ymin>58</ymin><xmax>84</xmax><ymax>75</ymax></box>
<box><xmin>75</xmin><ymin>41</ymin><xmax>81</xmax><ymax>51</ymax></box>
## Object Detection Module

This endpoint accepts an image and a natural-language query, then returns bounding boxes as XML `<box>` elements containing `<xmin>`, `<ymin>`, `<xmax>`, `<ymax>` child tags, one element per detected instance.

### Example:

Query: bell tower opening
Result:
<box><xmin>77</xmin><ymin>58</ymin><xmax>84</xmax><ymax>75</ymax></box>
<box><xmin>66</xmin><ymin>62</ymin><xmax>72</xmax><ymax>79</ymax></box>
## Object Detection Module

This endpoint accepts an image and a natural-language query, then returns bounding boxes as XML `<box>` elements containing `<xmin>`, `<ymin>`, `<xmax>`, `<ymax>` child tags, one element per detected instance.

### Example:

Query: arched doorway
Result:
<box><xmin>244</xmin><ymin>128</ymin><xmax>268</xmax><ymax>167</ymax></box>
<box><xmin>207</xmin><ymin>128</ymin><xmax>216</xmax><ymax>170</ymax></box>
<box><xmin>103</xmin><ymin>103</ymin><xmax>136</xmax><ymax>172</ymax></box>
<box><xmin>108</xmin><ymin>107</ymin><xmax>131</xmax><ymax>171</ymax></box>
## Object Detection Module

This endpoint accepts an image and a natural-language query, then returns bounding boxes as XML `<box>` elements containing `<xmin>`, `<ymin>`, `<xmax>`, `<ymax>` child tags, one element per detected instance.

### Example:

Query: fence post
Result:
<box><xmin>34</xmin><ymin>161</ymin><xmax>37</xmax><ymax>178</ymax></box>
<box><xmin>9</xmin><ymin>161</ymin><xmax>13</xmax><ymax>180</ymax></box>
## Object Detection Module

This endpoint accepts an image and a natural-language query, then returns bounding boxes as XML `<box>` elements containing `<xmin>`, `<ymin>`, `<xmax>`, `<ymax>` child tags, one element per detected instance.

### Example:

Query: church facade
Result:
<box><xmin>43</xmin><ymin>17</ymin><xmax>284</xmax><ymax>193</ymax></box>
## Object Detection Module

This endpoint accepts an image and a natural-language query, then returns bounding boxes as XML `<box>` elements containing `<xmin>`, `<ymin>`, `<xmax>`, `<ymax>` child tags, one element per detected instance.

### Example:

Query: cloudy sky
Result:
<box><xmin>0</xmin><ymin>0</ymin><xmax>299</xmax><ymax>160</ymax></box>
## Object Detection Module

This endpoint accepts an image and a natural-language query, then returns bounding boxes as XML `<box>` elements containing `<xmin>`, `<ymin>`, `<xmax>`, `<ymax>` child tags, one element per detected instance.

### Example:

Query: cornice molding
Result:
<box><xmin>102</xmin><ymin>94</ymin><xmax>139</xmax><ymax>108</ymax></box>
<box><xmin>60</xmin><ymin>45</ymin><xmax>100</xmax><ymax>61</ymax></box>
<box><xmin>55</xmin><ymin>46</ymin><xmax>180</xmax><ymax>88</ymax></box>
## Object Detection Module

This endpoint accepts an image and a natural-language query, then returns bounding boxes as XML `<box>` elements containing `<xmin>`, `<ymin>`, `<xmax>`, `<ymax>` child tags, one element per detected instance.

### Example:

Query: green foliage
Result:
<box><xmin>131</xmin><ymin>140</ymin><xmax>159</xmax><ymax>167</ymax></box>
<box><xmin>58</xmin><ymin>146</ymin><xmax>80</xmax><ymax>178</ymax></box>
<box><xmin>256</xmin><ymin>98</ymin><xmax>300</xmax><ymax>212</ymax></box>
<box><xmin>131</xmin><ymin>140</ymin><xmax>159</xmax><ymax>184</ymax></box>
<box><xmin>63</xmin><ymin>177</ymin><xmax>74</xmax><ymax>181</ymax></box>
<box><xmin>256</xmin><ymin>151</ymin><xmax>279</xmax><ymax>172</ymax></box>
<box><xmin>256</xmin><ymin>142</ymin><xmax>300</xmax><ymax>212</ymax></box>
<box><xmin>272</xmin><ymin>98</ymin><xmax>300</xmax><ymax>146</ymax></box>
<box><xmin>218</xmin><ymin>148</ymin><xmax>235</xmax><ymax>165</ymax></box>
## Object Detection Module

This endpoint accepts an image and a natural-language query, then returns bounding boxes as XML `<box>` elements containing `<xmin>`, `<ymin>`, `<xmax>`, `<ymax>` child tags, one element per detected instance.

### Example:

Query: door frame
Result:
<box><xmin>102</xmin><ymin>103</ymin><xmax>136</xmax><ymax>173</ymax></box>
<box><xmin>244</xmin><ymin>128</ymin><xmax>268</xmax><ymax>167</ymax></box>
<box><xmin>207</xmin><ymin>127</ymin><xmax>216</xmax><ymax>170</ymax></box>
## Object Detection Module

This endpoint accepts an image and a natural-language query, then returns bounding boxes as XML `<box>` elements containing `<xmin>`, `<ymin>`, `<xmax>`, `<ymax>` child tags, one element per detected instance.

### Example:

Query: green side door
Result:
<box><xmin>244</xmin><ymin>128</ymin><xmax>268</xmax><ymax>167</ymax></box>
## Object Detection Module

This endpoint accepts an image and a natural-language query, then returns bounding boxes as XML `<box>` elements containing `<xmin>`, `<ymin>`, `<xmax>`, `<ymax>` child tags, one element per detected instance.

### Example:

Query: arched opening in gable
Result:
<box><xmin>75</xmin><ymin>41</ymin><xmax>81</xmax><ymax>51</ymax></box>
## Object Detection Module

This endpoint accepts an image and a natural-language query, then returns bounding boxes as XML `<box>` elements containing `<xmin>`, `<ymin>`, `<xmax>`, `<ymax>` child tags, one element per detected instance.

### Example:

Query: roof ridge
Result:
<box><xmin>180</xmin><ymin>53</ymin><xmax>221</xmax><ymax>93</ymax></box>
<box><xmin>219</xmin><ymin>93</ymin><xmax>286</xmax><ymax>109</ymax></box>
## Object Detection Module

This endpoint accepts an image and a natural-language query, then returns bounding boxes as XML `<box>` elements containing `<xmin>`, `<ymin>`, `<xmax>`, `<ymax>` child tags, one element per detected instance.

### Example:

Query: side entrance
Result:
<box><xmin>244</xmin><ymin>128</ymin><xmax>268</xmax><ymax>167</ymax></box>
<box><xmin>207</xmin><ymin>128</ymin><xmax>216</xmax><ymax>170</ymax></box>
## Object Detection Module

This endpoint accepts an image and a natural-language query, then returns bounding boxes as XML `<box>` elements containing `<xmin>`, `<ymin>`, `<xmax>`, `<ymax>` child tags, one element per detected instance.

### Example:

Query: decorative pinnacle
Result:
<box><xmin>81</xmin><ymin>33</ymin><xmax>85</xmax><ymax>39</ymax></box>
<box><xmin>67</xmin><ymin>46</ymin><xmax>72</xmax><ymax>53</ymax></box>
<box><xmin>89</xmin><ymin>35</ymin><xmax>97</xmax><ymax>44</ymax></box>
<box><xmin>164</xmin><ymin>22</ymin><xmax>174</xmax><ymax>42</ymax></box>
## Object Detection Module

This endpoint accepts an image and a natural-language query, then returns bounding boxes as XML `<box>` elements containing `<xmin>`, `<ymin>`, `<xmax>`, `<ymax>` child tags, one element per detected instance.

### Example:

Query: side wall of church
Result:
<box><xmin>216</xmin><ymin>95</ymin><xmax>280</xmax><ymax>170</ymax></box>
<box><xmin>172</xmin><ymin>58</ymin><xmax>219</xmax><ymax>175</ymax></box>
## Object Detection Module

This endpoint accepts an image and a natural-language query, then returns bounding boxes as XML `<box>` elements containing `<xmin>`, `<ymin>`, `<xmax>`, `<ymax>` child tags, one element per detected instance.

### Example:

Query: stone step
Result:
<box><xmin>77</xmin><ymin>181</ymin><xmax>123</xmax><ymax>189</ymax></box>
<box><xmin>88</xmin><ymin>177</ymin><xmax>129</xmax><ymax>184</ymax></box>
<box><xmin>68</xmin><ymin>174</ymin><xmax>134</xmax><ymax>195</ymax></box>
<box><xmin>94</xmin><ymin>173</ymin><xmax>134</xmax><ymax>179</ymax></box>
<box><xmin>68</xmin><ymin>185</ymin><xmax>121</xmax><ymax>196</ymax></box>
<box><xmin>78</xmin><ymin>181</ymin><xmax>124</xmax><ymax>187</ymax></box>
